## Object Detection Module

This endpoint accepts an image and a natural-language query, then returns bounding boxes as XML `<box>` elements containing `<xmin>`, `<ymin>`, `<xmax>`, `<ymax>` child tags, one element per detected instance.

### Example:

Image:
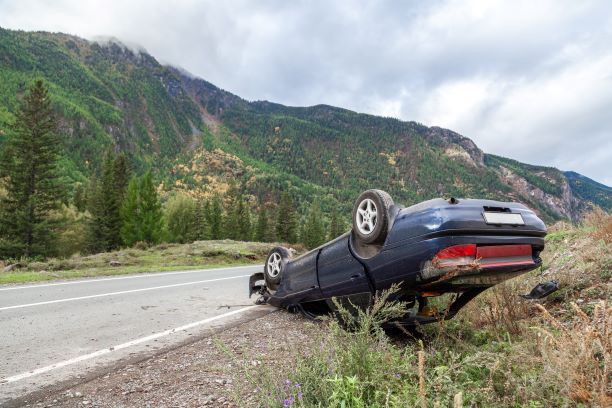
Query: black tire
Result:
<box><xmin>264</xmin><ymin>246</ymin><xmax>291</xmax><ymax>290</ymax></box>
<box><xmin>352</xmin><ymin>189</ymin><xmax>394</xmax><ymax>244</ymax></box>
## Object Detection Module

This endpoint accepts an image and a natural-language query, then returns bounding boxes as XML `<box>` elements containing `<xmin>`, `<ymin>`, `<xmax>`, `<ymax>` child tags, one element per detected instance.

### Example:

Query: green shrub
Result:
<box><xmin>164</xmin><ymin>193</ymin><xmax>197</xmax><ymax>243</ymax></box>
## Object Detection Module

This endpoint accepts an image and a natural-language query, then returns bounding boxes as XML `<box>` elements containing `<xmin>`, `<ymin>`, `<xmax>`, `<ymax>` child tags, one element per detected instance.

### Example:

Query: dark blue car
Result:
<box><xmin>249</xmin><ymin>189</ymin><xmax>547</xmax><ymax>324</ymax></box>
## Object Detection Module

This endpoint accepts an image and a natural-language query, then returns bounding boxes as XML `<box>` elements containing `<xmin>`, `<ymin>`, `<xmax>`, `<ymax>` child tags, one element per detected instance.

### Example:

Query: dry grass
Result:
<box><xmin>584</xmin><ymin>208</ymin><xmax>612</xmax><ymax>245</ymax></box>
<box><xmin>477</xmin><ymin>280</ymin><xmax>531</xmax><ymax>336</ymax></box>
<box><xmin>466</xmin><ymin>211</ymin><xmax>611</xmax><ymax>332</ymax></box>
<box><xmin>418</xmin><ymin>349</ymin><xmax>426</xmax><ymax>408</ymax></box>
<box><xmin>454</xmin><ymin>211</ymin><xmax>612</xmax><ymax>406</ymax></box>
<box><xmin>535</xmin><ymin>301</ymin><xmax>611</xmax><ymax>406</ymax></box>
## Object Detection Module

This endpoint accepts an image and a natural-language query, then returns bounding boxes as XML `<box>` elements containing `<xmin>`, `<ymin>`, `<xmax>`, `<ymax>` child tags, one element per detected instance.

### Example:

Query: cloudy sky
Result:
<box><xmin>1</xmin><ymin>0</ymin><xmax>611</xmax><ymax>185</ymax></box>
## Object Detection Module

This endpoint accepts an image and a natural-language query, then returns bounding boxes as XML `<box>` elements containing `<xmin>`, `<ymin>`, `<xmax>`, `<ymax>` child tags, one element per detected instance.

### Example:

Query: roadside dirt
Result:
<box><xmin>20</xmin><ymin>312</ymin><xmax>319</xmax><ymax>408</ymax></box>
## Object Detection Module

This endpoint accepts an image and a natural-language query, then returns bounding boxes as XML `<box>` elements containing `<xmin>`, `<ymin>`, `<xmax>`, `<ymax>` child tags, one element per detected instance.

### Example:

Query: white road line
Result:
<box><xmin>0</xmin><ymin>265</ymin><xmax>263</xmax><ymax>291</ymax></box>
<box><xmin>0</xmin><ymin>305</ymin><xmax>260</xmax><ymax>384</ymax></box>
<box><xmin>0</xmin><ymin>275</ymin><xmax>251</xmax><ymax>311</ymax></box>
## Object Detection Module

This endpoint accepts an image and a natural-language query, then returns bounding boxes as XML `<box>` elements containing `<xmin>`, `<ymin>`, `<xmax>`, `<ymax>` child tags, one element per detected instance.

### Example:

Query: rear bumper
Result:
<box><xmin>418</xmin><ymin>260</ymin><xmax>541</xmax><ymax>291</ymax></box>
<box><xmin>418</xmin><ymin>242</ymin><xmax>540</xmax><ymax>290</ymax></box>
<box><xmin>366</xmin><ymin>234</ymin><xmax>545</xmax><ymax>292</ymax></box>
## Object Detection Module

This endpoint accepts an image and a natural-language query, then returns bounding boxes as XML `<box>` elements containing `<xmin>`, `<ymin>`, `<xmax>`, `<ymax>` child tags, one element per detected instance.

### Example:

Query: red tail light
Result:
<box><xmin>433</xmin><ymin>244</ymin><xmax>534</xmax><ymax>268</ymax></box>
<box><xmin>435</xmin><ymin>244</ymin><xmax>476</xmax><ymax>259</ymax></box>
<box><xmin>433</xmin><ymin>244</ymin><xmax>477</xmax><ymax>267</ymax></box>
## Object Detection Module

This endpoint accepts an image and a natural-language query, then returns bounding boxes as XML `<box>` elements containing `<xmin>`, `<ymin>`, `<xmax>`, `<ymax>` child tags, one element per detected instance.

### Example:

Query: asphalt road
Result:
<box><xmin>0</xmin><ymin>264</ymin><xmax>272</xmax><ymax>405</ymax></box>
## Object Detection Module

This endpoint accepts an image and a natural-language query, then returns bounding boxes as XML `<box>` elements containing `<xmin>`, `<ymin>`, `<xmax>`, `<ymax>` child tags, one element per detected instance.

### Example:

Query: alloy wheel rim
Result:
<box><xmin>267</xmin><ymin>252</ymin><xmax>282</xmax><ymax>278</ymax></box>
<box><xmin>356</xmin><ymin>198</ymin><xmax>378</xmax><ymax>235</ymax></box>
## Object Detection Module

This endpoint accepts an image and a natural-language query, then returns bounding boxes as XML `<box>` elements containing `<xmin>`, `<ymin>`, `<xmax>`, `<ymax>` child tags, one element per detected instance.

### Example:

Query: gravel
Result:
<box><xmin>23</xmin><ymin>312</ymin><xmax>319</xmax><ymax>408</ymax></box>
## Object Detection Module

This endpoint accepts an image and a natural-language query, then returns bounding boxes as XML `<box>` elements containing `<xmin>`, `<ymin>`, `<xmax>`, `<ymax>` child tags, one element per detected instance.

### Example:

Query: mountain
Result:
<box><xmin>563</xmin><ymin>171</ymin><xmax>612</xmax><ymax>211</ymax></box>
<box><xmin>0</xmin><ymin>28</ymin><xmax>609</xmax><ymax>222</ymax></box>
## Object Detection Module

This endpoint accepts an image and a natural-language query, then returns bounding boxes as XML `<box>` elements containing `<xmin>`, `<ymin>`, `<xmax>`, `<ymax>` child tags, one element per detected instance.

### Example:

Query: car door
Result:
<box><xmin>317</xmin><ymin>234</ymin><xmax>371</xmax><ymax>298</ymax></box>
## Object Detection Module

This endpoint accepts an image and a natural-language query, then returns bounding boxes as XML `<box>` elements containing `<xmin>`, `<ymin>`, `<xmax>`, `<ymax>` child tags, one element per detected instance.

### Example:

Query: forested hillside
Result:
<box><xmin>564</xmin><ymin>171</ymin><xmax>612</xmax><ymax>211</ymax></box>
<box><xmin>0</xmin><ymin>28</ymin><xmax>610</xmax><ymax>258</ymax></box>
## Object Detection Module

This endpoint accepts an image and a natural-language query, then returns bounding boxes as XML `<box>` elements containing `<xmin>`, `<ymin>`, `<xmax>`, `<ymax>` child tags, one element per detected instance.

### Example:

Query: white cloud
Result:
<box><xmin>0</xmin><ymin>0</ymin><xmax>610</xmax><ymax>184</ymax></box>
<box><xmin>416</xmin><ymin>78</ymin><xmax>498</xmax><ymax>131</ymax></box>
<box><xmin>418</xmin><ymin>53</ymin><xmax>612</xmax><ymax>185</ymax></box>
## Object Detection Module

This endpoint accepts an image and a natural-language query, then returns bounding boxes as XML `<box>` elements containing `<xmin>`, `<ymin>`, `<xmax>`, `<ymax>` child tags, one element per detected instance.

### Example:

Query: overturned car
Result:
<box><xmin>249</xmin><ymin>190</ymin><xmax>546</xmax><ymax>324</ymax></box>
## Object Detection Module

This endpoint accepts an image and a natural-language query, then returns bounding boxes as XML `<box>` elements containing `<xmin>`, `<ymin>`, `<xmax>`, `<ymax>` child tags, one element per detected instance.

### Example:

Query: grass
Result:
<box><xmin>0</xmin><ymin>240</ymin><xmax>281</xmax><ymax>284</ymax></box>
<box><xmin>226</xmin><ymin>212</ymin><xmax>611</xmax><ymax>407</ymax></box>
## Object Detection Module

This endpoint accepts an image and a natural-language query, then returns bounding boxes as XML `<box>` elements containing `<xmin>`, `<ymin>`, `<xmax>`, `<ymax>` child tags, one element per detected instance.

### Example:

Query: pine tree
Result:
<box><xmin>100</xmin><ymin>152</ymin><xmax>122</xmax><ymax>250</ymax></box>
<box><xmin>276</xmin><ymin>192</ymin><xmax>298</xmax><ymax>243</ymax></box>
<box><xmin>223</xmin><ymin>182</ymin><xmax>240</xmax><ymax>239</ymax></box>
<box><xmin>254</xmin><ymin>206</ymin><xmax>268</xmax><ymax>242</ymax></box>
<box><xmin>264</xmin><ymin>207</ymin><xmax>277</xmax><ymax>243</ymax></box>
<box><xmin>86</xmin><ymin>152</ymin><xmax>127</xmax><ymax>252</ymax></box>
<box><xmin>224</xmin><ymin>208</ymin><xmax>239</xmax><ymax>240</ymax></box>
<box><xmin>209</xmin><ymin>196</ymin><xmax>223</xmax><ymax>240</ymax></box>
<box><xmin>113</xmin><ymin>153</ymin><xmax>130</xmax><ymax>202</ymax></box>
<box><xmin>86</xmin><ymin>176</ymin><xmax>105</xmax><ymax>253</ymax></box>
<box><xmin>328</xmin><ymin>207</ymin><xmax>345</xmax><ymax>240</ymax></box>
<box><xmin>73</xmin><ymin>183</ymin><xmax>87</xmax><ymax>212</ymax></box>
<box><xmin>89</xmin><ymin>151</ymin><xmax>122</xmax><ymax>252</ymax></box>
<box><xmin>120</xmin><ymin>177</ymin><xmax>140</xmax><ymax>247</ymax></box>
<box><xmin>302</xmin><ymin>199</ymin><xmax>326</xmax><ymax>249</ymax></box>
<box><xmin>138</xmin><ymin>171</ymin><xmax>163</xmax><ymax>244</ymax></box>
<box><xmin>120</xmin><ymin>172</ymin><xmax>163</xmax><ymax>246</ymax></box>
<box><xmin>193</xmin><ymin>199</ymin><xmax>209</xmax><ymax>241</ymax></box>
<box><xmin>0</xmin><ymin>80</ymin><xmax>66</xmax><ymax>258</ymax></box>
<box><xmin>236</xmin><ymin>196</ymin><xmax>252</xmax><ymax>241</ymax></box>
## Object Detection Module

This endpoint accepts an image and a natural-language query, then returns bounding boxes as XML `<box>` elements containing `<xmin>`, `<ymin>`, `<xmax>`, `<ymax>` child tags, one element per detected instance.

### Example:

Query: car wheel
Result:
<box><xmin>264</xmin><ymin>246</ymin><xmax>291</xmax><ymax>290</ymax></box>
<box><xmin>352</xmin><ymin>189</ymin><xmax>394</xmax><ymax>244</ymax></box>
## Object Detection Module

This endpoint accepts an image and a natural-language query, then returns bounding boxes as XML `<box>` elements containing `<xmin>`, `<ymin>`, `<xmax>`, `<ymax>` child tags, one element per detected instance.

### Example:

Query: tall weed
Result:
<box><xmin>535</xmin><ymin>301</ymin><xmax>611</xmax><ymax>406</ymax></box>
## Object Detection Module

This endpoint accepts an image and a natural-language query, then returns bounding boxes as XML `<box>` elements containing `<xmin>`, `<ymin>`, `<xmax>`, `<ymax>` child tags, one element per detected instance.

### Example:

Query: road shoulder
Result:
<box><xmin>3</xmin><ymin>306</ymin><xmax>291</xmax><ymax>408</ymax></box>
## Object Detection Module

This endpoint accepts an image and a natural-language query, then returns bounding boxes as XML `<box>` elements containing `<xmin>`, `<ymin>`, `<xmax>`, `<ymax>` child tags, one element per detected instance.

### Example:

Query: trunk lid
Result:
<box><xmin>386</xmin><ymin>198</ymin><xmax>547</xmax><ymax>247</ymax></box>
